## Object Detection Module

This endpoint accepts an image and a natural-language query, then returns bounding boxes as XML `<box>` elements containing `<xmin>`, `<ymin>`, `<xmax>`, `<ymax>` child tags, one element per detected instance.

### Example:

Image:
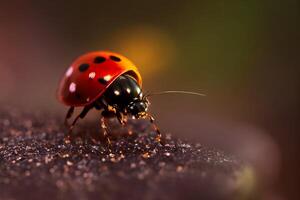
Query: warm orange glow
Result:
<box><xmin>109</xmin><ymin>26</ymin><xmax>177</xmax><ymax>77</ymax></box>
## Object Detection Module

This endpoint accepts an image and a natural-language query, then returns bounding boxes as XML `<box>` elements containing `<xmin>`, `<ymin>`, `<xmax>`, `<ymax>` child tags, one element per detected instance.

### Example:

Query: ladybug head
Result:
<box><xmin>101</xmin><ymin>74</ymin><xmax>149</xmax><ymax>118</ymax></box>
<box><xmin>127</xmin><ymin>98</ymin><xmax>149</xmax><ymax>118</ymax></box>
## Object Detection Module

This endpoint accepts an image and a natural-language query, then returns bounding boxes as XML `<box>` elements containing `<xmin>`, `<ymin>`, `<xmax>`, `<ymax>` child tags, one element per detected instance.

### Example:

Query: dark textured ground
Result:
<box><xmin>0</xmin><ymin>107</ymin><xmax>255</xmax><ymax>200</ymax></box>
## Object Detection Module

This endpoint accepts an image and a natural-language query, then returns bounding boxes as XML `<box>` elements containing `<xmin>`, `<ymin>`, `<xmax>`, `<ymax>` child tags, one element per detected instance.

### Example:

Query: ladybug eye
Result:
<box><xmin>110</xmin><ymin>55</ymin><xmax>121</xmax><ymax>62</ymax></box>
<box><xmin>94</xmin><ymin>56</ymin><xmax>106</xmax><ymax>64</ymax></box>
<box><xmin>78</xmin><ymin>63</ymin><xmax>89</xmax><ymax>72</ymax></box>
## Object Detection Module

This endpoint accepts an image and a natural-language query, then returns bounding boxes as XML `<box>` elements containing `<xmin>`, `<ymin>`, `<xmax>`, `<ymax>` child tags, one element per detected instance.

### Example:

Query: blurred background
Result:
<box><xmin>0</xmin><ymin>0</ymin><xmax>299</xmax><ymax>199</ymax></box>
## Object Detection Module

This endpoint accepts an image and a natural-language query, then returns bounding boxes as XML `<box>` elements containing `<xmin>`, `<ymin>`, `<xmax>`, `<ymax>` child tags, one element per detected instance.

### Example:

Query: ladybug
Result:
<box><xmin>57</xmin><ymin>51</ymin><xmax>161</xmax><ymax>143</ymax></box>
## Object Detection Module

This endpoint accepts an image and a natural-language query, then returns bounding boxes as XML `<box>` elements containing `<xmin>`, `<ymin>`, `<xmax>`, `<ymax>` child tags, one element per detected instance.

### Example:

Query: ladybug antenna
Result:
<box><xmin>144</xmin><ymin>90</ymin><xmax>206</xmax><ymax>98</ymax></box>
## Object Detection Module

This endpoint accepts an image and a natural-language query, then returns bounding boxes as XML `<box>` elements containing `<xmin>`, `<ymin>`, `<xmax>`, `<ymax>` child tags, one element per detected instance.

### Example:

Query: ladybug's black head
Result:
<box><xmin>127</xmin><ymin>99</ymin><xmax>149</xmax><ymax>118</ymax></box>
<box><xmin>102</xmin><ymin>74</ymin><xmax>149</xmax><ymax>118</ymax></box>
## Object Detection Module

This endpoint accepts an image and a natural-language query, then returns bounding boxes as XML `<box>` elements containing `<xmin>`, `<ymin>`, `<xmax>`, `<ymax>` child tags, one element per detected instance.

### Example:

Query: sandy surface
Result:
<box><xmin>0</xmin><ymin>107</ymin><xmax>250</xmax><ymax>200</ymax></box>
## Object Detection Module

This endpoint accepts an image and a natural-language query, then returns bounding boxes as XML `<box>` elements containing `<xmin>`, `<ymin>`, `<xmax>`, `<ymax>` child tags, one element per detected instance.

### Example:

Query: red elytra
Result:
<box><xmin>57</xmin><ymin>51</ymin><xmax>142</xmax><ymax>107</ymax></box>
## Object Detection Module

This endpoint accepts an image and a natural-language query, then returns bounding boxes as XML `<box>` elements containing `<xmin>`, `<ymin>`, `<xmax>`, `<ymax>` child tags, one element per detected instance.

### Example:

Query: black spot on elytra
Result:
<box><xmin>78</xmin><ymin>64</ymin><xmax>89</xmax><ymax>72</ymax></box>
<box><xmin>98</xmin><ymin>78</ymin><xmax>108</xmax><ymax>85</ymax></box>
<box><xmin>94</xmin><ymin>56</ymin><xmax>106</xmax><ymax>64</ymax></box>
<box><xmin>110</xmin><ymin>55</ymin><xmax>121</xmax><ymax>62</ymax></box>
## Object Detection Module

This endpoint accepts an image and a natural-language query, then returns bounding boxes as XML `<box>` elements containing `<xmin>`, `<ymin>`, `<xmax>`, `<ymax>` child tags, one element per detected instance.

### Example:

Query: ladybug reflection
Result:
<box><xmin>57</xmin><ymin>51</ymin><xmax>161</xmax><ymax>143</ymax></box>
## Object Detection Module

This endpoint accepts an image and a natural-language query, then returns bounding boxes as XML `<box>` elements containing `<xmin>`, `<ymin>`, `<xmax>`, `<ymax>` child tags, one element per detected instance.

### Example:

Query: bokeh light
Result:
<box><xmin>108</xmin><ymin>26</ymin><xmax>177</xmax><ymax>78</ymax></box>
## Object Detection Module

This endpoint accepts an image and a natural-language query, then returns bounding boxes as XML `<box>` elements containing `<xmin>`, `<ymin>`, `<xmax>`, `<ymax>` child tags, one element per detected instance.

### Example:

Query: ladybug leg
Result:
<box><xmin>100</xmin><ymin>115</ymin><xmax>111</xmax><ymax>145</ymax></box>
<box><xmin>116</xmin><ymin>111</ymin><xmax>127</xmax><ymax>125</ymax></box>
<box><xmin>66</xmin><ymin>106</ymin><xmax>91</xmax><ymax>138</ymax></box>
<box><xmin>116</xmin><ymin>112</ymin><xmax>134</xmax><ymax>136</ymax></box>
<box><xmin>147</xmin><ymin>114</ymin><xmax>164</xmax><ymax>144</ymax></box>
<box><xmin>64</xmin><ymin>106</ymin><xmax>75</xmax><ymax>127</ymax></box>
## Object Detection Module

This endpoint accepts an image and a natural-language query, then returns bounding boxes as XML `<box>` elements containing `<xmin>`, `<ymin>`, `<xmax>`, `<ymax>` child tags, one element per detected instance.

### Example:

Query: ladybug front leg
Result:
<box><xmin>147</xmin><ymin>114</ymin><xmax>164</xmax><ymax>145</ymax></box>
<box><xmin>116</xmin><ymin>111</ymin><xmax>127</xmax><ymax>125</ymax></box>
<box><xmin>116</xmin><ymin>112</ymin><xmax>135</xmax><ymax>136</ymax></box>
